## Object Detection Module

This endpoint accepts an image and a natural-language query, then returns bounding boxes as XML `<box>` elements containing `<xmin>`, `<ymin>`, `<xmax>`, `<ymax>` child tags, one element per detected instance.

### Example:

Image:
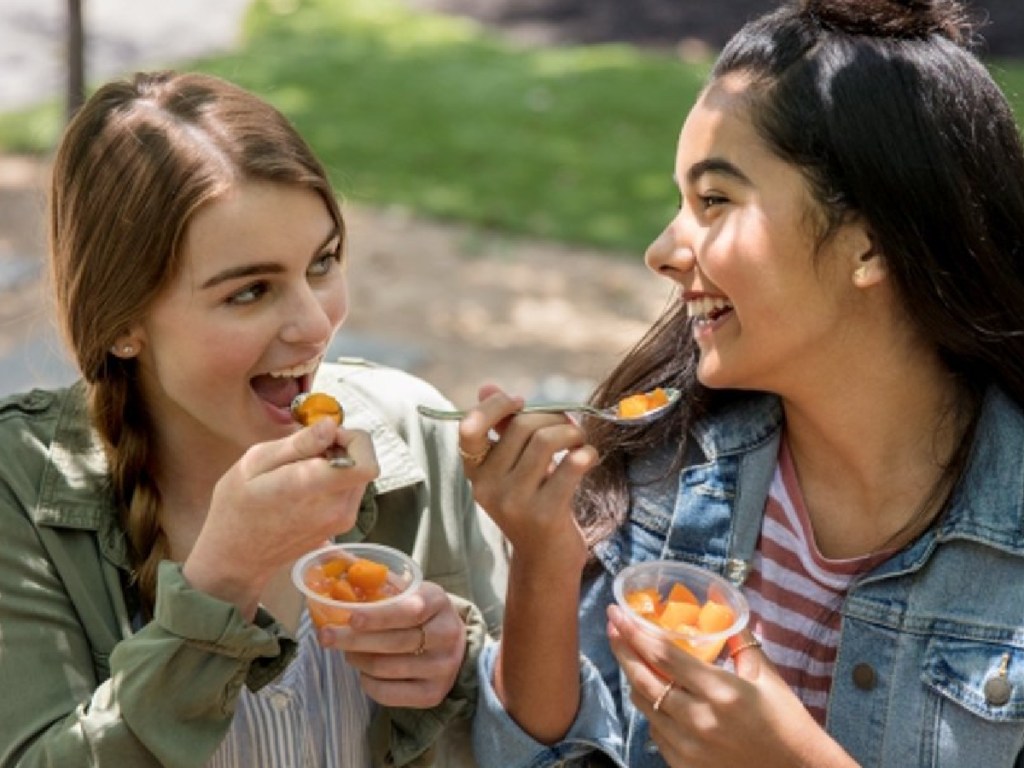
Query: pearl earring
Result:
<box><xmin>112</xmin><ymin>344</ymin><xmax>134</xmax><ymax>355</ymax></box>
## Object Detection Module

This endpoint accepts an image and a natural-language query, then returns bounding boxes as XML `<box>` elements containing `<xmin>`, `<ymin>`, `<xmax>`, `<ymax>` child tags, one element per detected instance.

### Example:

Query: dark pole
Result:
<box><xmin>67</xmin><ymin>0</ymin><xmax>85</xmax><ymax>122</ymax></box>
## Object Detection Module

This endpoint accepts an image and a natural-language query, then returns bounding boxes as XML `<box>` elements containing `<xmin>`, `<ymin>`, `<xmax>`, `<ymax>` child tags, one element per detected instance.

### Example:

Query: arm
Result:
<box><xmin>460</xmin><ymin>387</ymin><xmax>598</xmax><ymax>743</ymax></box>
<box><xmin>1</xmin><ymin>419</ymin><xmax>376</xmax><ymax>766</ymax></box>
<box><xmin>0</xmin><ymin>499</ymin><xmax>289</xmax><ymax>767</ymax></box>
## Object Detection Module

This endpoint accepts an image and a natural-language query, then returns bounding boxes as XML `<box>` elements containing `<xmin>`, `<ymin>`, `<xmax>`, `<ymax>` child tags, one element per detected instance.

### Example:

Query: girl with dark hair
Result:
<box><xmin>461</xmin><ymin>0</ymin><xmax>1024</xmax><ymax>765</ymax></box>
<box><xmin>0</xmin><ymin>71</ymin><xmax>507</xmax><ymax>766</ymax></box>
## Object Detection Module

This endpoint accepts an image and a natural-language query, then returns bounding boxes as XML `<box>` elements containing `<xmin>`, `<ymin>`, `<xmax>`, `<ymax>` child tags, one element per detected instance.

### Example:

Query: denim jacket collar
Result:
<box><xmin>597</xmin><ymin>386</ymin><xmax>1024</xmax><ymax>587</ymax></box>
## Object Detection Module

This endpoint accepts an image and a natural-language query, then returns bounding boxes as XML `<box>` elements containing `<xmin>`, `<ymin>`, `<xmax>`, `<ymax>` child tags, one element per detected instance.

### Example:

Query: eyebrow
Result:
<box><xmin>200</xmin><ymin>228</ymin><xmax>341</xmax><ymax>290</ymax></box>
<box><xmin>683</xmin><ymin>157</ymin><xmax>753</xmax><ymax>187</ymax></box>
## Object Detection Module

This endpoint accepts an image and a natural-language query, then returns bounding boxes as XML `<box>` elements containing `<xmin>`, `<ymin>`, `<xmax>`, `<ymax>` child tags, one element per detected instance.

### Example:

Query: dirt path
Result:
<box><xmin>0</xmin><ymin>155</ymin><xmax>671</xmax><ymax>406</ymax></box>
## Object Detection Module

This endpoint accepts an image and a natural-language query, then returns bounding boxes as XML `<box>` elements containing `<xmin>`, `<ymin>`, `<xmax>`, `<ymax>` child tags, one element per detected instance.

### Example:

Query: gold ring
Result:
<box><xmin>728</xmin><ymin>638</ymin><xmax>762</xmax><ymax>660</ymax></box>
<box><xmin>652</xmin><ymin>680</ymin><xmax>674</xmax><ymax>712</ymax></box>
<box><xmin>413</xmin><ymin>625</ymin><xmax>427</xmax><ymax>656</ymax></box>
<box><xmin>458</xmin><ymin>442</ymin><xmax>492</xmax><ymax>467</ymax></box>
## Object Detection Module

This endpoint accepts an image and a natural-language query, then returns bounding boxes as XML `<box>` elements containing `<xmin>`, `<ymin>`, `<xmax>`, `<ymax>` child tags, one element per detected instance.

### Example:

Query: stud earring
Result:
<box><xmin>854</xmin><ymin>265</ymin><xmax>868</xmax><ymax>282</ymax></box>
<box><xmin>111</xmin><ymin>344</ymin><xmax>134</xmax><ymax>356</ymax></box>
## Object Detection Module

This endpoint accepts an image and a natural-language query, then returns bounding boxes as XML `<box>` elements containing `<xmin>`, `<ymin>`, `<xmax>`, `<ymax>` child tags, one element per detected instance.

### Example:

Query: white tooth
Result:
<box><xmin>267</xmin><ymin>356</ymin><xmax>321</xmax><ymax>378</ymax></box>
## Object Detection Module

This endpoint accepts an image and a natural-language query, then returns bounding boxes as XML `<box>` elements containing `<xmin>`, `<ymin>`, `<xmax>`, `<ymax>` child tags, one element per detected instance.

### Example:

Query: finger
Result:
<box><xmin>607</xmin><ymin>603</ymin><xmax>715</xmax><ymax>694</ymax></box>
<box><xmin>459</xmin><ymin>389</ymin><xmax>523</xmax><ymax>443</ymax></box>
<box><xmin>242</xmin><ymin>418</ymin><xmax>339</xmax><ymax>477</ymax></box>
<box><xmin>347</xmin><ymin>582</ymin><xmax>446</xmax><ymax>632</ymax></box>
<box><xmin>492</xmin><ymin>417</ymin><xmax>586</xmax><ymax>478</ymax></box>
<box><xmin>320</xmin><ymin>622</ymin><xmax>427</xmax><ymax>656</ymax></box>
<box><xmin>725</xmin><ymin>627</ymin><xmax>766</xmax><ymax>679</ymax></box>
<box><xmin>357</xmin><ymin>674</ymin><xmax>449</xmax><ymax>709</ymax></box>
<box><xmin>540</xmin><ymin>444</ymin><xmax>599</xmax><ymax>504</ymax></box>
<box><xmin>607</xmin><ymin>611</ymin><xmax>676</xmax><ymax>713</ymax></box>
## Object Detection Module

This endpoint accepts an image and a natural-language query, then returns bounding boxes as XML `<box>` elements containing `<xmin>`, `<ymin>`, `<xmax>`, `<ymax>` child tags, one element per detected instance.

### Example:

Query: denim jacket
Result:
<box><xmin>0</xmin><ymin>359</ymin><xmax>507</xmax><ymax>768</ymax></box>
<box><xmin>473</xmin><ymin>388</ymin><xmax>1024</xmax><ymax>767</ymax></box>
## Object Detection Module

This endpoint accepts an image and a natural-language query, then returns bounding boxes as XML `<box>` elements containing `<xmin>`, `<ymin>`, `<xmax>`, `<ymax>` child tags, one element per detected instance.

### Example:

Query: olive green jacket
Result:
<box><xmin>0</xmin><ymin>359</ymin><xmax>507</xmax><ymax>767</ymax></box>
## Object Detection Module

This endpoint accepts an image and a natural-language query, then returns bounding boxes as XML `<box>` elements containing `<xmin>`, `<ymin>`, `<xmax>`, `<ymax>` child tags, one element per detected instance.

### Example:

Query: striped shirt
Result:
<box><xmin>743</xmin><ymin>441</ymin><xmax>883</xmax><ymax>724</ymax></box>
<box><xmin>206</xmin><ymin>609</ymin><xmax>373</xmax><ymax>768</ymax></box>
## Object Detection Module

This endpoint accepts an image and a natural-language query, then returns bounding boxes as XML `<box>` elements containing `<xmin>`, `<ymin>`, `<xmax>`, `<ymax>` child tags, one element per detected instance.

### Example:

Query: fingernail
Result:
<box><xmin>313</xmin><ymin>419</ymin><xmax>334</xmax><ymax>439</ymax></box>
<box><xmin>347</xmin><ymin>612</ymin><xmax>365</xmax><ymax>630</ymax></box>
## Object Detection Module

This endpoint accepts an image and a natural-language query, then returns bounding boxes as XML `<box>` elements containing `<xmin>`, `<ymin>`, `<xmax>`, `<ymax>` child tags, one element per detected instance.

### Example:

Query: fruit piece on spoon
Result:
<box><xmin>616</xmin><ymin>387</ymin><xmax>671</xmax><ymax>419</ymax></box>
<box><xmin>290</xmin><ymin>392</ymin><xmax>354</xmax><ymax>467</ymax></box>
<box><xmin>292</xmin><ymin>391</ymin><xmax>345</xmax><ymax>427</ymax></box>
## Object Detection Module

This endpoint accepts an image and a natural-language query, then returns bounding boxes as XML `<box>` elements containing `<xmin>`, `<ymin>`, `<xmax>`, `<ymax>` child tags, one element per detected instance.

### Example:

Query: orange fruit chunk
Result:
<box><xmin>697</xmin><ymin>599</ymin><xmax>736</xmax><ymax>634</ymax></box>
<box><xmin>623</xmin><ymin>578</ymin><xmax>739</xmax><ymax>662</ymax></box>
<box><xmin>304</xmin><ymin>555</ymin><xmax>400</xmax><ymax>604</ymax></box>
<box><xmin>346</xmin><ymin>559</ymin><xmax>389</xmax><ymax>593</ymax></box>
<box><xmin>659</xmin><ymin>599</ymin><xmax>701</xmax><ymax>631</ymax></box>
<box><xmin>616</xmin><ymin>388</ymin><xmax>671</xmax><ymax>418</ymax></box>
<box><xmin>292</xmin><ymin>392</ymin><xmax>345</xmax><ymax>427</ymax></box>
<box><xmin>666</xmin><ymin>582</ymin><xmax>699</xmax><ymax>605</ymax></box>
<box><xmin>624</xmin><ymin>587</ymin><xmax>662</xmax><ymax>618</ymax></box>
<box><xmin>617</xmin><ymin>394</ymin><xmax>649</xmax><ymax>418</ymax></box>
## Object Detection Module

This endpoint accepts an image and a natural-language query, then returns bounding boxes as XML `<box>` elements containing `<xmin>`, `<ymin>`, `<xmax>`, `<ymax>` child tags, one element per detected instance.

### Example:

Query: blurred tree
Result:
<box><xmin>67</xmin><ymin>0</ymin><xmax>84</xmax><ymax>121</ymax></box>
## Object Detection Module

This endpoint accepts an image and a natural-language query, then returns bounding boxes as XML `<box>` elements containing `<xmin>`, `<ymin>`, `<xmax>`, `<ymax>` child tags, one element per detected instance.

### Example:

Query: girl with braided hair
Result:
<box><xmin>0</xmin><ymin>71</ymin><xmax>506</xmax><ymax>767</ymax></box>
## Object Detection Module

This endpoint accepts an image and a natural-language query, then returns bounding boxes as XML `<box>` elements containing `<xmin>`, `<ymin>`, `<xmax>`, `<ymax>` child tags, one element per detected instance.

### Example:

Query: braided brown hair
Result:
<box><xmin>49</xmin><ymin>71</ymin><xmax>344</xmax><ymax>617</ymax></box>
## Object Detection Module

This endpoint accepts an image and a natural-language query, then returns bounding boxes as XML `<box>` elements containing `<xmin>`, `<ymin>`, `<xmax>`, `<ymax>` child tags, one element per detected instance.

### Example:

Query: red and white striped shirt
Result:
<box><xmin>743</xmin><ymin>441</ymin><xmax>885</xmax><ymax>724</ymax></box>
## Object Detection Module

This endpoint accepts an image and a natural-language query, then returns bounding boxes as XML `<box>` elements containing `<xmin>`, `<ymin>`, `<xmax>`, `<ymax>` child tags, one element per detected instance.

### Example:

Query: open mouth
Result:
<box><xmin>686</xmin><ymin>296</ymin><xmax>733</xmax><ymax>328</ymax></box>
<box><xmin>250</xmin><ymin>356</ymin><xmax>322</xmax><ymax>411</ymax></box>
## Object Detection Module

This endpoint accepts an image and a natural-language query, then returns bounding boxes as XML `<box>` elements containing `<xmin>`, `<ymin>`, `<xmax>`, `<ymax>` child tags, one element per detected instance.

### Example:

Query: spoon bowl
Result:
<box><xmin>417</xmin><ymin>387</ymin><xmax>681</xmax><ymax>425</ymax></box>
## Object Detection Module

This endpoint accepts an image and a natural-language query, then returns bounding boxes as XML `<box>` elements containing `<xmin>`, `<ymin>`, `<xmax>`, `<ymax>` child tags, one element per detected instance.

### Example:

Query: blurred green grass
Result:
<box><xmin>2</xmin><ymin>0</ymin><xmax>1022</xmax><ymax>254</ymax></box>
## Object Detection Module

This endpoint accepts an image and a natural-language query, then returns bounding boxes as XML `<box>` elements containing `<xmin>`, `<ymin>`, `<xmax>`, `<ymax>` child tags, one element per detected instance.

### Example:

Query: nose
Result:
<box><xmin>280</xmin><ymin>283</ymin><xmax>343</xmax><ymax>346</ymax></box>
<box><xmin>644</xmin><ymin>212</ymin><xmax>695</xmax><ymax>279</ymax></box>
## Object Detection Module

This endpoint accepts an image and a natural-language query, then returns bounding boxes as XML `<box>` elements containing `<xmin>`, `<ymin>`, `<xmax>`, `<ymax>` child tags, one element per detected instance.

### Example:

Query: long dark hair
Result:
<box><xmin>576</xmin><ymin>0</ymin><xmax>1024</xmax><ymax>547</ymax></box>
<box><xmin>50</xmin><ymin>71</ymin><xmax>344</xmax><ymax>617</ymax></box>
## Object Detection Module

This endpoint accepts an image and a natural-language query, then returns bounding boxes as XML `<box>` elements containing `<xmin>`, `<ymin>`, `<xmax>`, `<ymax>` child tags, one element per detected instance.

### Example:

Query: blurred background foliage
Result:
<box><xmin>1</xmin><ymin>0</ymin><xmax>1021</xmax><ymax>254</ymax></box>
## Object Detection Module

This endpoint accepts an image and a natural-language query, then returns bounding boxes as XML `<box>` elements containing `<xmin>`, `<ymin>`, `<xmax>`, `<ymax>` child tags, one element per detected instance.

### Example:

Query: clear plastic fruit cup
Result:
<box><xmin>613</xmin><ymin>559</ymin><xmax>749</xmax><ymax>663</ymax></box>
<box><xmin>292</xmin><ymin>542</ymin><xmax>422</xmax><ymax>628</ymax></box>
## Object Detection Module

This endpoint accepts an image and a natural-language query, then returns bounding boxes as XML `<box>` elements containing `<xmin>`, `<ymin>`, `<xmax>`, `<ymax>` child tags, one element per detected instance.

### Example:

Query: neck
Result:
<box><xmin>780</xmin><ymin>360</ymin><xmax>971</xmax><ymax>559</ymax></box>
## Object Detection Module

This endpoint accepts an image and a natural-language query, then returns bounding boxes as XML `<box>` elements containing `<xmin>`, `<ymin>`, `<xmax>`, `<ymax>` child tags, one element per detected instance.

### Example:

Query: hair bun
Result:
<box><xmin>802</xmin><ymin>0</ymin><xmax>974</xmax><ymax>45</ymax></box>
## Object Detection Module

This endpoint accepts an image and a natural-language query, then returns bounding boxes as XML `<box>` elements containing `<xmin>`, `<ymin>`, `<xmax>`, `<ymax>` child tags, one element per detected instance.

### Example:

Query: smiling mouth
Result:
<box><xmin>250</xmin><ymin>355</ymin><xmax>322</xmax><ymax>410</ymax></box>
<box><xmin>686</xmin><ymin>297</ymin><xmax>734</xmax><ymax>327</ymax></box>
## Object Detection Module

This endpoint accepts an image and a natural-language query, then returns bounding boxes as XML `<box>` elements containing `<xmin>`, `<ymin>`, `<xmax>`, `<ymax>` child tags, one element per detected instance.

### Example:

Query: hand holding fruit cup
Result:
<box><xmin>612</xmin><ymin>560</ymin><xmax>749</xmax><ymax>664</ymax></box>
<box><xmin>293</xmin><ymin>542</ymin><xmax>468</xmax><ymax>709</ymax></box>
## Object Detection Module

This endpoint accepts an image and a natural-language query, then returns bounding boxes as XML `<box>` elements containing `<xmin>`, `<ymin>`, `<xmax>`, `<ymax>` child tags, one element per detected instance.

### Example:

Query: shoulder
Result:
<box><xmin>0</xmin><ymin>383</ymin><xmax>103</xmax><ymax>516</ymax></box>
<box><xmin>316</xmin><ymin>358</ymin><xmax>455</xmax><ymax>429</ymax></box>
<box><xmin>0</xmin><ymin>385</ymin><xmax>81</xmax><ymax>457</ymax></box>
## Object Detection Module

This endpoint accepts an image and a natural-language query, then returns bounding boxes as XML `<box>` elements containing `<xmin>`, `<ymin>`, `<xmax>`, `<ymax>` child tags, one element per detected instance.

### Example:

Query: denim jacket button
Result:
<box><xmin>852</xmin><ymin>662</ymin><xmax>877</xmax><ymax>690</ymax></box>
<box><xmin>984</xmin><ymin>675</ymin><xmax>1012</xmax><ymax>706</ymax></box>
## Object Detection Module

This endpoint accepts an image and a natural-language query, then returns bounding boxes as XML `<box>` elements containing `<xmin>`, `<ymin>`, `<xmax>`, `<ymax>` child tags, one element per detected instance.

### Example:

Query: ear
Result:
<box><xmin>109</xmin><ymin>329</ymin><xmax>145</xmax><ymax>359</ymax></box>
<box><xmin>839</xmin><ymin>219</ymin><xmax>886</xmax><ymax>289</ymax></box>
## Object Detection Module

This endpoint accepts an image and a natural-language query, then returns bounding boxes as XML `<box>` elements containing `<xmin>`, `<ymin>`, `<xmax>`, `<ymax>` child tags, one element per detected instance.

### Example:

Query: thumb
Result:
<box><xmin>726</xmin><ymin>628</ymin><xmax>767</xmax><ymax>679</ymax></box>
<box><xmin>245</xmin><ymin>417</ymin><xmax>337</xmax><ymax>477</ymax></box>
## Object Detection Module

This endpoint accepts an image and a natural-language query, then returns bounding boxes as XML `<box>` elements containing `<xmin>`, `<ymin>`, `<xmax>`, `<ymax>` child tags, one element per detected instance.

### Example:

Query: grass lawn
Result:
<box><xmin>2</xmin><ymin>0</ymin><xmax>1022</xmax><ymax>254</ymax></box>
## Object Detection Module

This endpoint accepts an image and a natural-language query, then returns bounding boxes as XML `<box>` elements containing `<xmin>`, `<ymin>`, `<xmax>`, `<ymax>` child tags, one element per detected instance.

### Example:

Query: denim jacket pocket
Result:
<box><xmin>919</xmin><ymin>637</ymin><xmax>1024</xmax><ymax>767</ymax></box>
<box><xmin>923</xmin><ymin>638</ymin><xmax>1024</xmax><ymax>721</ymax></box>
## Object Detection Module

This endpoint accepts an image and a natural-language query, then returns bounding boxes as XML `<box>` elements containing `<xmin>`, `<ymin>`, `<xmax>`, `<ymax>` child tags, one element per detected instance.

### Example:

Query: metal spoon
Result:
<box><xmin>417</xmin><ymin>387</ymin><xmax>681</xmax><ymax>425</ymax></box>
<box><xmin>290</xmin><ymin>392</ymin><xmax>356</xmax><ymax>468</ymax></box>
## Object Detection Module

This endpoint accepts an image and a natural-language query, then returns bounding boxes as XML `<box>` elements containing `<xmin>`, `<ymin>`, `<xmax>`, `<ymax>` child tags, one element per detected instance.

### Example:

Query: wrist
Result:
<box><xmin>182</xmin><ymin>551</ymin><xmax>264</xmax><ymax>620</ymax></box>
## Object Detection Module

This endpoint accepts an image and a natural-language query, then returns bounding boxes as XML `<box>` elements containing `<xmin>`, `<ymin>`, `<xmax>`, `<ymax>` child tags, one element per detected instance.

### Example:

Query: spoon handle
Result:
<box><xmin>417</xmin><ymin>403</ymin><xmax>597</xmax><ymax>421</ymax></box>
